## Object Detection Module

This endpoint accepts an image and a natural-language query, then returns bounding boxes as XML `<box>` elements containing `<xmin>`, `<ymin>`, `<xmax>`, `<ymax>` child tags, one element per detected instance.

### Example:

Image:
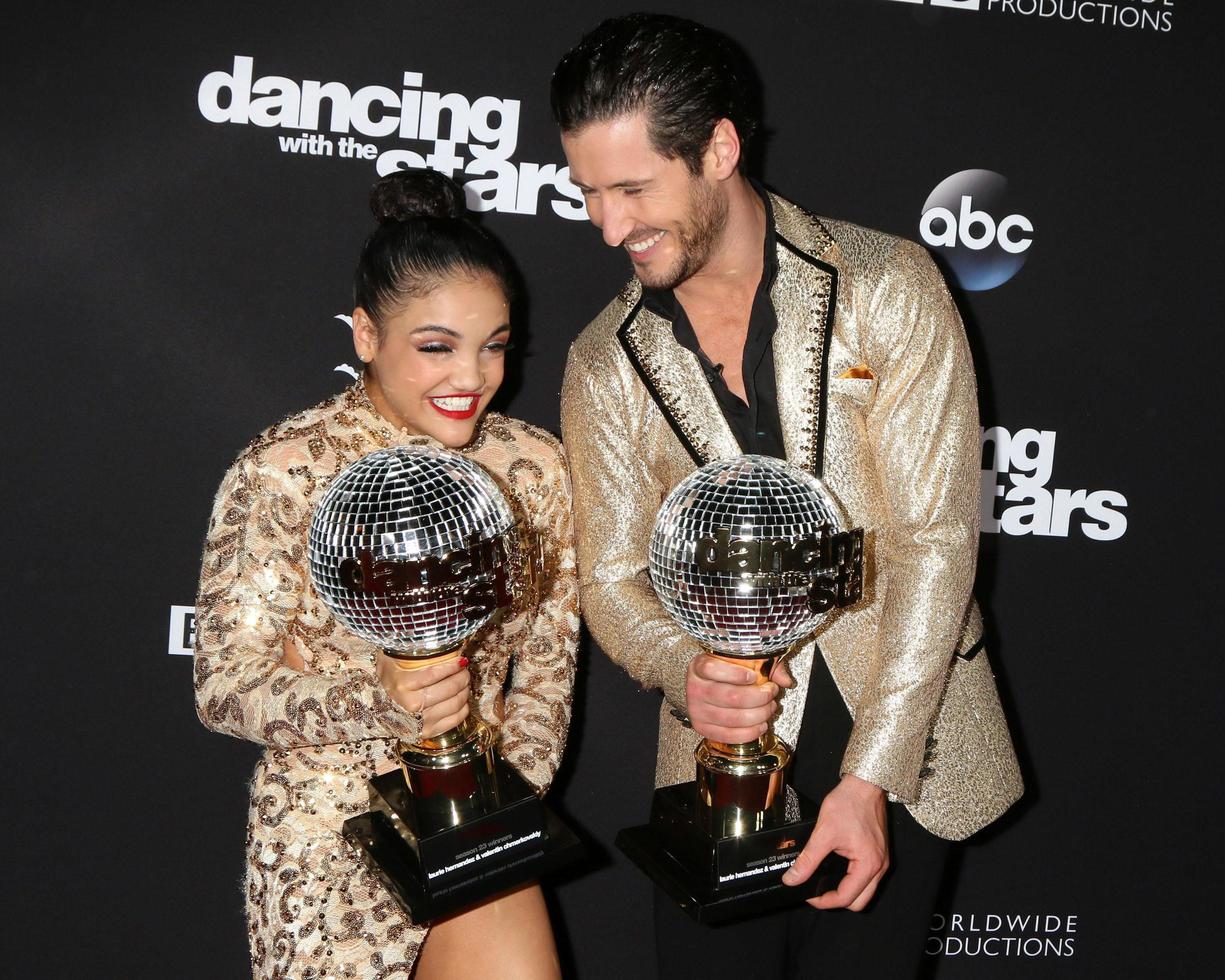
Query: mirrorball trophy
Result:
<box><xmin>309</xmin><ymin>446</ymin><xmax>579</xmax><ymax>922</ymax></box>
<box><xmin>616</xmin><ymin>454</ymin><xmax>865</xmax><ymax>922</ymax></box>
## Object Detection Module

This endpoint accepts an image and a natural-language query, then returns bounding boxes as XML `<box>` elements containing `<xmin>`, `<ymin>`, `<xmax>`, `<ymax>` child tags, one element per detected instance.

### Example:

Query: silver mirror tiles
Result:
<box><xmin>308</xmin><ymin>446</ymin><xmax>515</xmax><ymax>655</ymax></box>
<box><xmin>649</xmin><ymin>455</ymin><xmax>845</xmax><ymax>658</ymax></box>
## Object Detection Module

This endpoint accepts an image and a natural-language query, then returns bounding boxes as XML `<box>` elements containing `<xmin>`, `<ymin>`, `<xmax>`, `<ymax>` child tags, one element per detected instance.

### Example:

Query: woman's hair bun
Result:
<box><xmin>369</xmin><ymin>169</ymin><xmax>468</xmax><ymax>225</ymax></box>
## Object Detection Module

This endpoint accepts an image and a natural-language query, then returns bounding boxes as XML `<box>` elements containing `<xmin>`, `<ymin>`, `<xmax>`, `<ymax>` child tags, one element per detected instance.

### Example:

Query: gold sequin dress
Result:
<box><xmin>194</xmin><ymin>381</ymin><xmax>579</xmax><ymax>979</ymax></box>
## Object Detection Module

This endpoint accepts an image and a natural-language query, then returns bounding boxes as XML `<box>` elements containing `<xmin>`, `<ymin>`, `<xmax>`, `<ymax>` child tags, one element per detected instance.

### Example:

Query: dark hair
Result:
<box><xmin>353</xmin><ymin>169</ymin><xmax>517</xmax><ymax>327</ymax></box>
<box><xmin>550</xmin><ymin>13</ymin><xmax>759</xmax><ymax>175</ymax></box>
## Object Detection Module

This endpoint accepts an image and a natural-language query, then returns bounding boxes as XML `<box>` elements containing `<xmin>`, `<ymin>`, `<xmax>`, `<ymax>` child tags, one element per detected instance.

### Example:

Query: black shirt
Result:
<box><xmin>644</xmin><ymin>186</ymin><xmax>849</xmax><ymax>743</ymax></box>
<box><xmin>641</xmin><ymin>185</ymin><xmax>786</xmax><ymax>459</ymax></box>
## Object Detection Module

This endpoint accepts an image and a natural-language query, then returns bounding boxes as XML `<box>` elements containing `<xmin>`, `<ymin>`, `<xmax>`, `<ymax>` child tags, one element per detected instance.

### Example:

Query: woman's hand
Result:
<box><xmin>376</xmin><ymin>653</ymin><xmax>472</xmax><ymax>738</ymax></box>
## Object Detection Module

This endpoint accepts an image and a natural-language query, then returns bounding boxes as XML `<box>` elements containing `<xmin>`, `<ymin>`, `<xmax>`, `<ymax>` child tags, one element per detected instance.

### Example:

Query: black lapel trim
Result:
<box><xmin>776</xmin><ymin>233</ymin><xmax>839</xmax><ymax>478</ymax></box>
<box><xmin>956</xmin><ymin>636</ymin><xmax>984</xmax><ymax>662</ymax></box>
<box><xmin>615</xmin><ymin>299</ymin><xmax>706</xmax><ymax>467</ymax></box>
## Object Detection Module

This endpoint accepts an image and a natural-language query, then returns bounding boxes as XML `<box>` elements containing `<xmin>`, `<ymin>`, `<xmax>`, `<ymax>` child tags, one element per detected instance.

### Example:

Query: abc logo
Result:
<box><xmin>919</xmin><ymin>169</ymin><xmax>1033</xmax><ymax>291</ymax></box>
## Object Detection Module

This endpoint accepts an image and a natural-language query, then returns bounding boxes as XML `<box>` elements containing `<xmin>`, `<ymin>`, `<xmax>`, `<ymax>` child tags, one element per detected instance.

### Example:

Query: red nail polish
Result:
<box><xmin>458</xmin><ymin>656</ymin><xmax>469</xmax><ymax>668</ymax></box>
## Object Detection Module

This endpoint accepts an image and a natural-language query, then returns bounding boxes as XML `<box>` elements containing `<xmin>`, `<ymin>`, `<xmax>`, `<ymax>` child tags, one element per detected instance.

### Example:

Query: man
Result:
<box><xmin>553</xmin><ymin>13</ymin><xmax>1022</xmax><ymax>977</ymax></box>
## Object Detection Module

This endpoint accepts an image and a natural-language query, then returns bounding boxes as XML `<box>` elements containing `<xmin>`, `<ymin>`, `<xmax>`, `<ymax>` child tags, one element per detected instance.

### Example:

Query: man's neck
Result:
<box><xmin>673</xmin><ymin>175</ymin><xmax>768</xmax><ymax>312</ymax></box>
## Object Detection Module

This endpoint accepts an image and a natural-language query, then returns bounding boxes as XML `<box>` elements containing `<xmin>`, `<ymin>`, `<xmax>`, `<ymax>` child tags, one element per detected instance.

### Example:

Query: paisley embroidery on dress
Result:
<box><xmin>195</xmin><ymin>380</ymin><xmax>579</xmax><ymax>976</ymax></box>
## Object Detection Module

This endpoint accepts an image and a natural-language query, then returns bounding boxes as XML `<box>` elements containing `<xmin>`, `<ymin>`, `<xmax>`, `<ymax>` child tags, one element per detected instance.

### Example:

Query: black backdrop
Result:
<box><xmin>5</xmin><ymin>1</ymin><xmax>1222</xmax><ymax>976</ymax></box>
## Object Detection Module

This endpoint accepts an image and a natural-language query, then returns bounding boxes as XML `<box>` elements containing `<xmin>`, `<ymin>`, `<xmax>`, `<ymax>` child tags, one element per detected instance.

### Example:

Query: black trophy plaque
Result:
<box><xmin>343</xmin><ymin>757</ymin><xmax>582</xmax><ymax>923</ymax></box>
<box><xmin>616</xmin><ymin>782</ymin><xmax>848</xmax><ymax>924</ymax></box>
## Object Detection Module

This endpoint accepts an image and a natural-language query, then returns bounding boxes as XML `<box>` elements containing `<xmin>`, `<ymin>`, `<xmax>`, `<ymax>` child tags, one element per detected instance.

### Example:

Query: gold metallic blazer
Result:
<box><xmin>561</xmin><ymin>193</ymin><xmax>1022</xmax><ymax>841</ymax></box>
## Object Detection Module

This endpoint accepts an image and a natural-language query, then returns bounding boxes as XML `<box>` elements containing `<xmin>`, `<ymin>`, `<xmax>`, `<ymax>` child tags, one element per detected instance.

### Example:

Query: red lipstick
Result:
<box><xmin>428</xmin><ymin>393</ymin><xmax>481</xmax><ymax>420</ymax></box>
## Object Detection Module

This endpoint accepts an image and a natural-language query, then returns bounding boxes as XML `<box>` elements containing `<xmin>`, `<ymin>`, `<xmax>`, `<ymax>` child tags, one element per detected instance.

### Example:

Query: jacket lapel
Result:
<box><xmin>769</xmin><ymin>194</ymin><xmax>839</xmax><ymax>477</ymax></box>
<box><xmin>617</xmin><ymin>299</ymin><xmax>741</xmax><ymax>466</ymax></box>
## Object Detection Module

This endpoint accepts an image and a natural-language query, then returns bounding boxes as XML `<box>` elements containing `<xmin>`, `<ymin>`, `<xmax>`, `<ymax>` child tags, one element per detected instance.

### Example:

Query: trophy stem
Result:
<box><xmin>695</xmin><ymin>653</ymin><xmax>790</xmax><ymax>837</ymax></box>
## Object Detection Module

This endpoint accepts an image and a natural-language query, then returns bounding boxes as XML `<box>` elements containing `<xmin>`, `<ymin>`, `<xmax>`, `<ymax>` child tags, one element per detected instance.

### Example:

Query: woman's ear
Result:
<box><xmin>351</xmin><ymin>307</ymin><xmax>379</xmax><ymax>363</ymax></box>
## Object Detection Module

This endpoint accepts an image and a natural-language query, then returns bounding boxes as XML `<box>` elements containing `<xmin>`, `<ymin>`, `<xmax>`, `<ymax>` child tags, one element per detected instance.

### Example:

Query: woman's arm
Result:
<box><xmin>498</xmin><ymin>444</ymin><xmax>580</xmax><ymax>793</ymax></box>
<box><xmin>193</xmin><ymin>454</ymin><xmax>424</xmax><ymax>748</ymax></box>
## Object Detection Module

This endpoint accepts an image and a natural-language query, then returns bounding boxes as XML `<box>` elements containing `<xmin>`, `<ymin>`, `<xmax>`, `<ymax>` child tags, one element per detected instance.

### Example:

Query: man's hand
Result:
<box><xmin>685</xmin><ymin>653</ymin><xmax>794</xmax><ymax>744</ymax></box>
<box><xmin>781</xmin><ymin>773</ymin><xmax>889</xmax><ymax>911</ymax></box>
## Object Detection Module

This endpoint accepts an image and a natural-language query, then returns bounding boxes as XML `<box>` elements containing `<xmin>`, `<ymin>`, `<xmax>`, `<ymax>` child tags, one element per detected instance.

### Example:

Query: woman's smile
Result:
<box><xmin>428</xmin><ymin>393</ymin><xmax>482</xmax><ymax>419</ymax></box>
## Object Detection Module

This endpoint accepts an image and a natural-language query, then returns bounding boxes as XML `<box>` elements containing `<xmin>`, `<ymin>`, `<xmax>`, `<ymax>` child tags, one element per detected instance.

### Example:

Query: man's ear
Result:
<box><xmin>705</xmin><ymin>117</ymin><xmax>742</xmax><ymax>181</ymax></box>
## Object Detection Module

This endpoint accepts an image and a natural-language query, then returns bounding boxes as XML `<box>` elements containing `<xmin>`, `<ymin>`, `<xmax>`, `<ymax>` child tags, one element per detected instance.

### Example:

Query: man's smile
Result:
<box><xmin>626</xmin><ymin>230</ymin><xmax>666</xmax><ymax>255</ymax></box>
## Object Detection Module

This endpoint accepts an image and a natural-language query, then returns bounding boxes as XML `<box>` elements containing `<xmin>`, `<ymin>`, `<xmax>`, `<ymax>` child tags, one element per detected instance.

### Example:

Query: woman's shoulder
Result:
<box><xmin>469</xmin><ymin>413</ymin><xmax>568</xmax><ymax>480</ymax></box>
<box><xmin>226</xmin><ymin>386</ymin><xmax>366</xmax><ymax>480</ymax></box>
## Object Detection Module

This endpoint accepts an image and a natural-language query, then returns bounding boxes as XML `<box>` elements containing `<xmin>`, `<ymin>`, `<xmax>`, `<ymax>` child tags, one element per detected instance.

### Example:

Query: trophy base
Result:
<box><xmin>615</xmin><ymin>782</ymin><xmax>848</xmax><ymax>924</ymax></box>
<box><xmin>342</xmin><ymin>756</ymin><xmax>582</xmax><ymax>924</ymax></box>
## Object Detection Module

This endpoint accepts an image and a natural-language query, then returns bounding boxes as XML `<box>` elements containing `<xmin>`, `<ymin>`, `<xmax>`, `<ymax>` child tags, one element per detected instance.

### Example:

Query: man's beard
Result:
<box><xmin>635</xmin><ymin>177</ymin><xmax>729</xmax><ymax>291</ymax></box>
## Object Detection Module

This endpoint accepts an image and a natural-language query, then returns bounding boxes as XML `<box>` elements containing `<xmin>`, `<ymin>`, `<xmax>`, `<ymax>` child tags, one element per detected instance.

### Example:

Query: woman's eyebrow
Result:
<box><xmin>409</xmin><ymin>324</ymin><xmax>462</xmax><ymax>338</ymax></box>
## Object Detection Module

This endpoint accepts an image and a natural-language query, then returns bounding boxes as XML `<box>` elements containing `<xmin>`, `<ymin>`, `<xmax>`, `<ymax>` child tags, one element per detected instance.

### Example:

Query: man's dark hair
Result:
<box><xmin>550</xmin><ymin>13</ymin><xmax>759</xmax><ymax>175</ymax></box>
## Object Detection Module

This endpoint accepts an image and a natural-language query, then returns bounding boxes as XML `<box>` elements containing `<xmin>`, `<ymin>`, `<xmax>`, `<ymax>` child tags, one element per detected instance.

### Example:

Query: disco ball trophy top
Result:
<box><xmin>649</xmin><ymin>454</ymin><xmax>846</xmax><ymax>658</ymax></box>
<box><xmin>308</xmin><ymin>445</ymin><xmax>578</xmax><ymax>922</ymax></box>
<box><xmin>309</xmin><ymin>444</ymin><xmax>516</xmax><ymax>655</ymax></box>
<box><xmin>620</xmin><ymin>454</ymin><xmax>864</xmax><ymax>923</ymax></box>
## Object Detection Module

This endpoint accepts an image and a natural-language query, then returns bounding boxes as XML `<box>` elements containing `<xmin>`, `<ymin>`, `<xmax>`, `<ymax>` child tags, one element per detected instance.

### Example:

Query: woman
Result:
<box><xmin>194</xmin><ymin>169</ymin><xmax>578</xmax><ymax>979</ymax></box>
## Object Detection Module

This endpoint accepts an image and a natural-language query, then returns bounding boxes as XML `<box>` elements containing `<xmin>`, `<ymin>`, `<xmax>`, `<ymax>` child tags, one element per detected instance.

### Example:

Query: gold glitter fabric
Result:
<box><xmin>561</xmin><ymin>192</ymin><xmax>1021</xmax><ymax>842</ymax></box>
<box><xmin>194</xmin><ymin>380</ymin><xmax>579</xmax><ymax>977</ymax></box>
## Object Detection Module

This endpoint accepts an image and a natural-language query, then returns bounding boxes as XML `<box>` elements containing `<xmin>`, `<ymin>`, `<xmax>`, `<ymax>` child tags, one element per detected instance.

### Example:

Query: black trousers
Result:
<box><xmin>654</xmin><ymin>651</ymin><xmax>951</xmax><ymax>979</ymax></box>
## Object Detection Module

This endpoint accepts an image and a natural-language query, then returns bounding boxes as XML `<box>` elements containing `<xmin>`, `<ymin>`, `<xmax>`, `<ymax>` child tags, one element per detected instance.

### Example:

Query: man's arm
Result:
<box><xmin>785</xmin><ymin>239</ymin><xmax>981</xmax><ymax>908</ymax></box>
<box><xmin>841</xmin><ymin>240</ymin><xmax>981</xmax><ymax>801</ymax></box>
<box><xmin>560</xmin><ymin>337</ymin><xmax>699</xmax><ymax>709</ymax></box>
<box><xmin>561</xmin><ymin>335</ymin><xmax>787</xmax><ymax>741</ymax></box>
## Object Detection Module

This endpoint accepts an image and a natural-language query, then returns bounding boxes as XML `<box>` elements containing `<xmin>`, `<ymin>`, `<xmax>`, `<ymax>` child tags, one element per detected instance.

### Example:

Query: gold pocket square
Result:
<box><xmin>838</xmin><ymin>363</ymin><xmax>875</xmax><ymax>380</ymax></box>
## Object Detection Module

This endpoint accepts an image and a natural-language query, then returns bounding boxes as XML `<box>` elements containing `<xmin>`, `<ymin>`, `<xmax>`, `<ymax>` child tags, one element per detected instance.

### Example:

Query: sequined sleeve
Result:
<box><xmin>561</xmin><ymin>340</ymin><xmax>701</xmax><ymax>712</ymax></box>
<box><xmin>193</xmin><ymin>454</ymin><xmax>422</xmax><ymax>748</ymax></box>
<box><xmin>839</xmin><ymin>241</ymin><xmax>980</xmax><ymax>803</ymax></box>
<box><xmin>495</xmin><ymin>442</ymin><xmax>580</xmax><ymax>793</ymax></box>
